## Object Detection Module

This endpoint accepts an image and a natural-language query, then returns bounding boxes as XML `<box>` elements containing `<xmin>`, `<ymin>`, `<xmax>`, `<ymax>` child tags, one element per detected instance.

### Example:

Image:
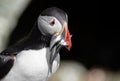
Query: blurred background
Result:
<box><xmin>0</xmin><ymin>0</ymin><xmax>119</xmax><ymax>81</ymax></box>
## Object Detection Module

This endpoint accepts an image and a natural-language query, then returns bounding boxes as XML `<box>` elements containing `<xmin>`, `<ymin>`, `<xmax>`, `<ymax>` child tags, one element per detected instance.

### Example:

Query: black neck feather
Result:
<box><xmin>1</xmin><ymin>23</ymin><xmax>51</xmax><ymax>55</ymax></box>
<box><xmin>24</xmin><ymin>23</ymin><xmax>51</xmax><ymax>49</ymax></box>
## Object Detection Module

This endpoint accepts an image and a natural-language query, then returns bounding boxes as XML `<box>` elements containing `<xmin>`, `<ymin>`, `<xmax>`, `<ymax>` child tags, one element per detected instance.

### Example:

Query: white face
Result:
<box><xmin>38</xmin><ymin>16</ymin><xmax>63</xmax><ymax>36</ymax></box>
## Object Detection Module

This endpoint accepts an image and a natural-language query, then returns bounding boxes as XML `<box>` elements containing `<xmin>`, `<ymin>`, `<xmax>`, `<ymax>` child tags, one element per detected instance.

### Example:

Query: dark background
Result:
<box><xmin>8</xmin><ymin>0</ymin><xmax>119</xmax><ymax>71</ymax></box>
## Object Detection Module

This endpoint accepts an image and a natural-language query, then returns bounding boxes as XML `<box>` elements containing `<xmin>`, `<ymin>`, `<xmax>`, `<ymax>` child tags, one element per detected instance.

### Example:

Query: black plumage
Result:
<box><xmin>0</xmin><ymin>22</ymin><xmax>51</xmax><ymax>79</ymax></box>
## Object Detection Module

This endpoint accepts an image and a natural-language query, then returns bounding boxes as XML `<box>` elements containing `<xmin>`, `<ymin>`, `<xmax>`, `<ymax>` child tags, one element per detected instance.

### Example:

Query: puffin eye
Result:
<box><xmin>50</xmin><ymin>19</ymin><xmax>55</xmax><ymax>26</ymax></box>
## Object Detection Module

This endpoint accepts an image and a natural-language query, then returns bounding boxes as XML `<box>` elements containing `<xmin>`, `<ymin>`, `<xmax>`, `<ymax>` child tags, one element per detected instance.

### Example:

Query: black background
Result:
<box><xmin>8</xmin><ymin>0</ymin><xmax>119</xmax><ymax>71</ymax></box>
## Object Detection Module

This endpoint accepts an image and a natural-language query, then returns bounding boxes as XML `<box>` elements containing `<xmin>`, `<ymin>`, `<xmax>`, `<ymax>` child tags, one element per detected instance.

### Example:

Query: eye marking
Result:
<box><xmin>50</xmin><ymin>19</ymin><xmax>55</xmax><ymax>26</ymax></box>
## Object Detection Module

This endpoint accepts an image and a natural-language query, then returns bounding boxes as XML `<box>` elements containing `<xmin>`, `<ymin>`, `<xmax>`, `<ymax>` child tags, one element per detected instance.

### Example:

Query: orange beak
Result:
<box><xmin>65</xmin><ymin>25</ymin><xmax>72</xmax><ymax>50</ymax></box>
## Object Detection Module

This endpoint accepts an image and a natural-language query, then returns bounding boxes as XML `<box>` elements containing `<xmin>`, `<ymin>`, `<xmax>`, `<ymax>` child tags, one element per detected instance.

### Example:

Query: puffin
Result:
<box><xmin>0</xmin><ymin>7</ymin><xmax>72</xmax><ymax>81</ymax></box>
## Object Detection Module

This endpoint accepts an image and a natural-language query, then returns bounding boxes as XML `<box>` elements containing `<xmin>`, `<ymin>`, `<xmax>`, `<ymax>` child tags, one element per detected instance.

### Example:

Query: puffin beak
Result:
<box><xmin>50</xmin><ymin>23</ymin><xmax>72</xmax><ymax>51</ymax></box>
<box><xmin>64</xmin><ymin>23</ymin><xmax>72</xmax><ymax>50</ymax></box>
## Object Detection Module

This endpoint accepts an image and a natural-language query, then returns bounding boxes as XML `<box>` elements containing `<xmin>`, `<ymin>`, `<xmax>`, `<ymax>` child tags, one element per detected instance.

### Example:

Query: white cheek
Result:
<box><xmin>38</xmin><ymin>20</ymin><xmax>49</xmax><ymax>35</ymax></box>
<box><xmin>49</xmin><ymin>18</ymin><xmax>62</xmax><ymax>35</ymax></box>
<box><xmin>38</xmin><ymin>16</ymin><xmax>62</xmax><ymax>36</ymax></box>
<box><xmin>54</xmin><ymin>20</ymin><xmax>62</xmax><ymax>32</ymax></box>
<box><xmin>41</xmin><ymin>20</ymin><xmax>62</xmax><ymax>35</ymax></box>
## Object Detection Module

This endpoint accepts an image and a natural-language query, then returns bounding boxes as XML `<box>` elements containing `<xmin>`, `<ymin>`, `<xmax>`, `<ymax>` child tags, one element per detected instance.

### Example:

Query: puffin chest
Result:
<box><xmin>15</xmin><ymin>48</ymin><xmax>49</xmax><ymax>76</ymax></box>
<box><xmin>4</xmin><ymin>48</ymin><xmax>51</xmax><ymax>81</ymax></box>
<box><xmin>1</xmin><ymin>48</ymin><xmax>60</xmax><ymax>81</ymax></box>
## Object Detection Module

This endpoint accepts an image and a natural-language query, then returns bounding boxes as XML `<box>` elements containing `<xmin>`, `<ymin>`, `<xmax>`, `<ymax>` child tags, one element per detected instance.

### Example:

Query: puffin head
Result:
<box><xmin>37</xmin><ymin>7</ymin><xmax>72</xmax><ymax>50</ymax></box>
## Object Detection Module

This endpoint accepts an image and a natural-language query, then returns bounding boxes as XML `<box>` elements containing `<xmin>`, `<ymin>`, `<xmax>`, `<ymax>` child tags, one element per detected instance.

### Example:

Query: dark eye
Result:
<box><xmin>50</xmin><ymin>19</ymin><xmax>55</xmax><ymax>26</ymax></box>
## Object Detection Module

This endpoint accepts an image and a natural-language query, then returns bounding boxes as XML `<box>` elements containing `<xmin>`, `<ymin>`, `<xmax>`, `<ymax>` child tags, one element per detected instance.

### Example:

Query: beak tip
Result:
<box><xmin>67</xmin><ymin>48</ymin><xmax>71</xmax><ymax>51</ymax></box>
<box><xmin>67</xmin><ymin>43</ymin><xmax>72</xmax><ymax>51</ymax></box>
